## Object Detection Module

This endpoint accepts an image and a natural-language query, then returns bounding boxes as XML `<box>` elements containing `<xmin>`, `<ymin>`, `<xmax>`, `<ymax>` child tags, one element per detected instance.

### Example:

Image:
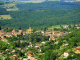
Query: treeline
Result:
<box><xmin>16</xmin><ymin>1</ymin><xmax>80</xmax><ymax>10</ymax></box>
<box><xmin>0</xmin><ymin>9</ymin><xmax>80</xmax><ymax>29</ymax></box>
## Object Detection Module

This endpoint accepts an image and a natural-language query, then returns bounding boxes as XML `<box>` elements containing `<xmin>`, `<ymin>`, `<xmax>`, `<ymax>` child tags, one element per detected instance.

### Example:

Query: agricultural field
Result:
<box><xmin>19</xmin><ymin>1</ymin><xmax>44</xmax><ymax>3</ymax></box>
<box><xmin>0</xmin><ymin>15</ymin><xmax>12</xmax><ymax>20</ymax></box>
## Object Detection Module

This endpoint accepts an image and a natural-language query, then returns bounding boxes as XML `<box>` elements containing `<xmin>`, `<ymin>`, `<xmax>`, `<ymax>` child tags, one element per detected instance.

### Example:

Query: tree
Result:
<box><xmin>0</xmin><ymin>26</ymin><xmax>1</xmax><ymax>30</ymax></box>
<box><xmin>50</xmin><ymin>52</ymin><xmax>56</xmax><ymax>60</ymax></box>
<box><xmin>44</xmin><ymin>50</ymin><xmax>52</xmax><ymax>60</ymax></box>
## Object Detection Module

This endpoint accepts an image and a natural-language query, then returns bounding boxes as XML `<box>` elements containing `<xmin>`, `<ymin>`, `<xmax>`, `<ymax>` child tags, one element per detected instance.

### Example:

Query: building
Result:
<box><xmin>26</xmin><ymin>27</ymin><xmax>33</xmax><ymax>34</ymax></box>
<box><xmin>49</xmin><ymin>37</ymin><xmax>55</xmax><ymax>41</ymax></box>
<box><xmin>1</xmin><ymin>38</ymin><xmax>8</xmax><ymax>43</ymax></box>
<box><xmin>63</xmin><ymin>51</ymin><xmax>70</xmax><ymax>58</ymax></box>
<box><xmin>75</xmin><ymin>47</ymin><xmax>80</xmax><ymax>53</ymax></box>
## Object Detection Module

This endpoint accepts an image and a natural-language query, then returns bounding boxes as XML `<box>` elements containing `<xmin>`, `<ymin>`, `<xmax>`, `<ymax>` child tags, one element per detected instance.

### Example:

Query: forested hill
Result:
<box><xmin>0</xmin><ymin>9</ymin><xmax>80</xmax><ymax>29</ymax></box>
<box><xmin>16</xmin><ymin>1</ymin><xmax>80</xmax><ymax>10</ymax></box>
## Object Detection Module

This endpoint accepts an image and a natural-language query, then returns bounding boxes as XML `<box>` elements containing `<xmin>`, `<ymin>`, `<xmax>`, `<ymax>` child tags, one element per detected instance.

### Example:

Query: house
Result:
<box><xmin>63</xmin><ymin>51</ymin><xmax>70</xmax><ymax>58</ymax></box>
<box><xmin>35</xmin><ymin>44</ymin><xmax>42</xmax><ymax>49</ymax></box>
<box><xmin>21</xmin><ymin>49</ymin><xmax>25</xmax><ymax>52</ymax></box>
<box><xmin>27</xmin><ymin>54</ymin><xmax>38</xmax><ymax>60</ymax></box>
<box><xmin>35</xmin><ymin>46</ymin><xmax>39</xmax><ymax>49</ymax></box>
<box><xmin>75</xmin><ymin>24</ymin><xmax>78</xmax><ymax>27</ymax></box>
<box><xmin>12</xmin><ymin>29</ymin><xmax>15</xmax><ymax>35</ymax></box>
<box><xmin>5</xmin><ymin>32</ymin><xmax>12</xmax><ymax>37</ymax></box>
<box><xmin>26</xmin><ymin>27</ymin><xmax>33</xmax><ymax>34</ymax></box>
<box><xmin>49</xmin><ymin>37</ymin><xmax>55</xmax><ymax>41</ymax></box>
<box><xmin>63</xmin><ymin>25</ymin><xmax>69</xmax><ymax>28</ymax></box>
<box><xmin>41</xmin><ymin>42</ymin><xmax>46</xmax><ymax>44</ymax></box>
<box><xmin>17</xmin><ymin>48</ymin><xmax>21</xmax><ymax>50</ymax></box>
<box><xmin>18</xmin><ymin>30</ymin><xmax>23</xmax><ymax>36</ymax></box>
<box><xmin>45</xmin><ymin>41</ymin><xmax>49</xmax><ymax>43</ymax></box>
<box><xmin>27</xmin><ymin>50</ymin><xmax>33</xmax><ymax>54</ymax></box>
<box><xmin>54</xmin><ymin>40</ymin><xmax>59</xmax><ymax>44</ymax></box>
<box><xmin>6</xmin><ymin>49</ymin><xmax>9</xmax><ymax>51</ymax></box>
<box><xmin>77</xmin><ymin>27</ymin><xmax>80</xmax><ymax>29</ymax></box>
<box><xmin>75</xmin><ymin>47</ymin><xmax>80</xmax><ymax>53</ymax></box>
<box><xmin>36</xmin><ymin>44</ymin><xmax>42</xmax><ymax>46</ymax></box>
<box><xmin>1</xmin><ymin>38</ymin><xmax>8</xmax><ymax>43</ymax></box>
<box><xmin>25</xmin><ymin>47</ymin><xmax>28</xmax><ymax>49</ymax></box>
<box><xmin>27</xmin><ymin>54</ymin><xmax>33</xmax><ymax>59</ymax></box>
<box><xmin>28</xmin><ymin>44</ymin><xmax>33</xmax><ymax>47</ymax></box>
<box><xmin>12</xmin><ymin>50</ymin><xmax>16</xmax><ymax>53</ymax></box>
<box><xmin>13</xmin><ymin>54</ymin><xmax>18</xmax><ymax>60</ymax></box>
<box><xmin>58</xmin><ymin>32</ymin><xmax>66</xmax><ymax>37</ymax></box>
<box><xmin>63</xmin><ymin>42</ymin><xmax>69</xmax><ymax>46</ymax></box>
<box><xmin>8</xmin><ymin>52</ymin><xmax>12</xmax><ymax>54</ymax></box>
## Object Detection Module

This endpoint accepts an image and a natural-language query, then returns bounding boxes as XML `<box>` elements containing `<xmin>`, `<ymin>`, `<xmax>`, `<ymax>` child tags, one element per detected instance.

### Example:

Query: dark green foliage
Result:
<box><xmin>50</xmin><ymin>52</ymin><xmax>56</xmax><ymax>60</ymax></box>
<box><xmin>0</xmin><ymin>7</ymin><xmax>6</xmax><ymax>11</ymax></box>
<box><xmin>16</xmin><ymin>1</ymin><xmax>80</xmax><ymax>10</ymax></box>
<box><xmin>0</xmin><ymin>9</ymin><xmax>80</xmax><ymax>29</ymax></box>
<box><xmin>0</xmin><ymin>26</ymin><xmax>1</xmax><ymax>30</ymax></box>
<box><xmin>0</xmin><ymin>40</ymin><xmax>8</xmax><ymax>50</ymax></box>
<box><xmin>0</xmin><ymin>2</ymin><xmax>4</xmax><ymax>5</ymax></box>
<box><xmin>43</xmin><ymin>50</ymin><xmax>56</xmax><ymax>60</ymax></box>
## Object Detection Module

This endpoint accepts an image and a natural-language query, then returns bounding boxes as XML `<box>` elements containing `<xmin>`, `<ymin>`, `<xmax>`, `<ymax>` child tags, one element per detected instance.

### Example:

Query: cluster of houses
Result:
<box><xmin>0</xmin><ymin>27</ymin><xmax>33</xmax><ymax>43</ymax></box>
<box><xmin>0</xmin><ymin>26</ymin><xmax>68</xmax><ymax>43</ymax></box>
<box><xmin>0</xmin><ymin>24</ymin><xmax>80</xmax><ymax>60</ymax></box>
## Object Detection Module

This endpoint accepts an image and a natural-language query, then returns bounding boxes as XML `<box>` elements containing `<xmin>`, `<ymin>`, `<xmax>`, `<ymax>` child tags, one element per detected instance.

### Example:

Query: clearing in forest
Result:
<box><xmin>0</xmin><ymin>15</ymin><xmax>12</xmax><ymax>20</ymax></box>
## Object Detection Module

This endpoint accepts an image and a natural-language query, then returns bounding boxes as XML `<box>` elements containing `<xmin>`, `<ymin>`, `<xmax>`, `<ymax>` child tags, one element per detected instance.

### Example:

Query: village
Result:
<box><xmin>0</xmin><ymin>24</ymin><xmax>80</xmax><ymax>60</ymax></box>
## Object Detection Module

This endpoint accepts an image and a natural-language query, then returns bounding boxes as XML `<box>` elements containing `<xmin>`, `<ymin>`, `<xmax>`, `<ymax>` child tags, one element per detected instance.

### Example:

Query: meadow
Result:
<box><xmin>0</xmin><ymin>15</ymin><xmax>12</xmax><ymax>20</ymax></box>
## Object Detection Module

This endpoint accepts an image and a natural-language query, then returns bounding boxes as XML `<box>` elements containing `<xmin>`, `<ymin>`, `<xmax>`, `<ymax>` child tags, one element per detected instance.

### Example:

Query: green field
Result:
<box><xmin>0</xmin><ymin>15</ymin><xmax>12</xmax><ymax>20</ymax></box>
<box><xmin>0</xmin><ymin>2</ymin><xmax>19</xmax><ymax>11</ymax></box>
<box><xmin>48</xmin><ymin>25</ymin><xmax>61</xmax><ymax>30</ymax></box>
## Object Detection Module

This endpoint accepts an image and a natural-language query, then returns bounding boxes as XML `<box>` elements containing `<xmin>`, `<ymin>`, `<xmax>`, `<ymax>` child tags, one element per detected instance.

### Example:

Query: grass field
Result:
<box><xmin>7</xmin><ymin>8</ymin><xmax>18</xmax><ymax>11</ymax></box>
<box><xmin>48</xmin><ymin>25</ymin><xmax>61</xmax><ymax>30</ymax></box>
<box><xmin>0</xmin><ymin>3</ymin><xmax>19</xmax><ymax>11</ymax></box>
<box><xmin>2</xmin><ymin>4</ymin><xmax>15</xmax><ymax>8</ymax></box>
<box><xmin>0</xmin><ymin>15</ymin><xmax>12</xmax><ymax>20</ymax></box>
<box><xmin>19</xmin><ymin>1</ymin><xmax>44</xmax><ymax>3</ymax></box>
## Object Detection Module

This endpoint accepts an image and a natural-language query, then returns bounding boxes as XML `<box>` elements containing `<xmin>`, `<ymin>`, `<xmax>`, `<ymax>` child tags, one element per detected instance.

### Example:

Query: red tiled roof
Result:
<box><xmin>64</xmin><ymin>51</ymin><xmax>70</xmax><ymax>53</ymax></box>
<box><xmin>28</xmin><ymin>54</ymin><xmax>33</xmax><ymax>57</ymax></box>
<box><xmin>12</xmin><ymin>29</ymin><xmax>15</xmax><ymax>31</ymax></box>
<box><xmin>27</xmin><ymin>51</ymin><xmax>33</xmax><ymax>54</ymax></box>
<box><xmin>50</xmin><ymin>37</ymin><xmax>55</xmax><ymax>40</ymax></box>
<box><xmin>76</xmin><ymin>48</ymin><xmax>80</xmax><ymax>50</ymax></box>
<box><xmin>45</xmin><ymin>41</ymin><xmax>49</xmax><ymax>42</ymax></box>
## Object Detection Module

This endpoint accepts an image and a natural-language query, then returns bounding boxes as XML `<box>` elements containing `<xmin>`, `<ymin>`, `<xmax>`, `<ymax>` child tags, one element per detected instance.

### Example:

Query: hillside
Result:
<box><xmin>0</xmin><ymin>1</ymin><xmax>80</xmax><ymax>11</ymax></box>
<box><xmin>16</xmin><ymin>1</ymin><xmax>80</xmax><ymax>10</ymax></box>
<box><xmin>0</xmin><ymin>9</ymin><xmax>80</xmax><ymax>29</ymax></box>
<box><xmin>0</xmin><ymin>0</ymin><xmax>80</xmax><ymax>2</ymax></box>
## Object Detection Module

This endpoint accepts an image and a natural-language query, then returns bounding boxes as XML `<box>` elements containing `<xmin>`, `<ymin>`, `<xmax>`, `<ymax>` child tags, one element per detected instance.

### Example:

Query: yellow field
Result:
<box><xmin>0</xmin><ymin>15</ymin><xmax>12</xmax><ymax>20</ymax></box>
<box><xmin>19</xmin><ymin>1</ymin><xmax>44</xmax><ymax>3</ymax></box>
<box><xmin>7</xmin><ymin>8</ymin><xmax>18</xmax><ymax>11</ymax></box>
